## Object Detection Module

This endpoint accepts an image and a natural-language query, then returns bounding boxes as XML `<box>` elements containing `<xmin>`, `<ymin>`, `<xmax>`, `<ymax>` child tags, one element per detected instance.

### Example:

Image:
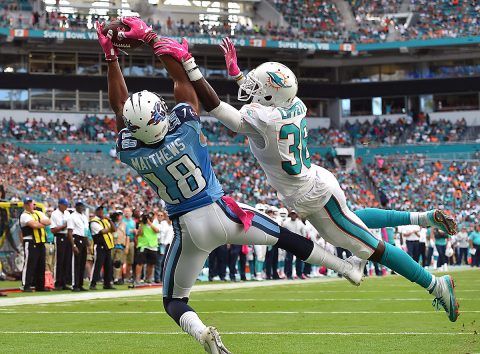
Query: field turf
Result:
<box><xmin>0</xmin><ymin>269</ymin><xmax>478</xmax><ymax>353</ymax></box>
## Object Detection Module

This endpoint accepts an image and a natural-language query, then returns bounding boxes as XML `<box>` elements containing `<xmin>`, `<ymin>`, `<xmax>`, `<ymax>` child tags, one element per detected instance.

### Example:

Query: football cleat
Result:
<box><xmin>431</xmin><ymin>275</ymin><xmax>460</xmax><ymax>322</ymax></box>
<box><xmin>427</xmin><ymin>210</ymin><xmax>457</xmax><ymax>235</ymax></box>
<box><xmin>200</xmin><ymin>326</ymin><xmax>232</xmax><ymax>354</ymax></box>
<box><xmin>343</xmin><ymin>256</ymin><xmax>367</xmax><ymax>286</ymax></box>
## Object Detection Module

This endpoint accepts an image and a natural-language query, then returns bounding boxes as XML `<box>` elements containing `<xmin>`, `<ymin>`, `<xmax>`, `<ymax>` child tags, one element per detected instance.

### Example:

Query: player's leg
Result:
<box><xmin>90</xmin><ymin>244</ymin><xmax>103</xmax><ymax>289</ymax></box>
<box><xmin>253</xmin><ymin>245</ymin><xmax>266</xmax><ymax>280</ymax></box>
<box><xmin>307</xmin><ymin>183</ymin><xmax>459</xmax><ymax>322</ymax></box>
<box><xmin>163</xmin><ymin>209</ymin><xmax>232</xmax><ymax>353</ymax></box>
<box><xmin>215</xmin><ymin>199</ymin><xmax>364</xmax><ymax>285</ymax></box>
<box><xmin>354</xmin><ymin>208</ymin><xmax>457</xmax><ymax>235</ymax></box>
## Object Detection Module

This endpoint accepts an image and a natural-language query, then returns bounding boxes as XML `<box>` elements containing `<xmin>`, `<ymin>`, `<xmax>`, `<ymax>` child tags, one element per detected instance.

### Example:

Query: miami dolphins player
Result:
<box><xmin>97</xmin><ymin>17</ymin><xmax>369</xmax><ymax>353</ymax></box>
<box><xmin>154</xmin><ymin>36</ymin><xmax>460</xmax><ymax>322</ymax></box>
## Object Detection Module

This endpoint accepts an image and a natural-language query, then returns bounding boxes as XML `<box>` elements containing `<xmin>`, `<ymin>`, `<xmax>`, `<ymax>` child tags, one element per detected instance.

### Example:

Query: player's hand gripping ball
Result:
<box><xmin>101</xmin><ymin>17</ymin><xmax>157</xmax><ymax>51</ymax></box>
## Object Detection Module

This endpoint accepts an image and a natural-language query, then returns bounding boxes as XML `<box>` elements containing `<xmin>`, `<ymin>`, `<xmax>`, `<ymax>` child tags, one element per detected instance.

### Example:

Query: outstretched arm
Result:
<box><xmin>153</xmin><ymin>37</ymin><xmax>246</xmax><ymax>132</ymax></box>
<box><xmin>95</xmin><ymin>21</ymin><xmax>127</xmax><ymax>131</ymax></box>
<box><xmin>107</xmin><ymin>61</ymin><xmax>128</xmax><ymax>131</ymax></box>
<box><xmin>118</xmin><ymin>17</ymin><xmax>201</xmax><ymax>114</ymax></box>
<box><xmin>219</xmin><ymin>37</ymin><xmax>246</xmax><ymax>87</ymax></box>
<box><xmin>150</xmin><ymin>39</ymin><xmax>200</xmax><ymax>113</ymax></box>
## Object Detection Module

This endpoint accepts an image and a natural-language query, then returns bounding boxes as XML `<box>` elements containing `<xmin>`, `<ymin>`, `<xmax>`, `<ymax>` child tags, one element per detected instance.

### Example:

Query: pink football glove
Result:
<box><xmin>118</xmin><ymin>16</ymin><xmax>157</xmax><ymax>43</ymax></box>
<box><xmin>153</xmin><ymin>37</ymin><xmax>192</xmax><ymax>62</ymax></box>
<box><xmin>220</xmin><ymin>37</ymin><xmax>240</xmax><ymax>77</ymax></box>
<box><xmin>95</xmin><ymin>21</ymin><xmax>118</xmax><ymax>61</ymax></box>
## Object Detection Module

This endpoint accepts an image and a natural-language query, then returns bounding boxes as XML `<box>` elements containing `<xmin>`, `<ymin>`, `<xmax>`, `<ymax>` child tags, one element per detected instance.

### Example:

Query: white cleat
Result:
<box><xmin>200</xmin><ymin>326</ymin><xmax>233</xmax><ymax>354</ymax></box>
<box><xmin>343</xmin><ymin>256</ymin><xmax>367</xmax><ymax>286</ymax></box>
<box><xmin>431</xmin><ymin>275</ymin><xmax>460</xmax><ymax>322</ymax></box>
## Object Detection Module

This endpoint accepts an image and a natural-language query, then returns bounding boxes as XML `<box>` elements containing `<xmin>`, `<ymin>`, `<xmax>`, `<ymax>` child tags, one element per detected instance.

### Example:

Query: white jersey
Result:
<box><xmin>238</xmin><ymin>97</ymin><xmax>316</xmax><ymax>199</ymax></box>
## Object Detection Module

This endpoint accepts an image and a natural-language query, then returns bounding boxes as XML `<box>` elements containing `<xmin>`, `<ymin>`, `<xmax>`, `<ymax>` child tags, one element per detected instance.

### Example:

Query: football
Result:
<box><xmin>101</xmin><ymin>20</ymin><xmax>143</xmax><ymax>51</ymax></box>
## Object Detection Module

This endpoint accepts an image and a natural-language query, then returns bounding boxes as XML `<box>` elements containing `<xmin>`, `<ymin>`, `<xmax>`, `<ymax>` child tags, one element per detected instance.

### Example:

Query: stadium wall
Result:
<box><xmin>2</xmin><ymin>111</ymin><xmax>331</xmax><ymax>128</ymax></box>
<box><xmin>429</xmin><ymin>111</ymin><xmax>480</xmax><ymax>126</ymax></box>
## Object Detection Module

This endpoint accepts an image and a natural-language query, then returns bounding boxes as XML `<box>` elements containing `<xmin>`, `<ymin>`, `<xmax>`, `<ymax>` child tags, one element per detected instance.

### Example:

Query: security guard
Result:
<box><xmin>20</xmin><ymin>197</ymin><xmax>51</xmax><ymax>292</ymax></box>
<box><xmin>67</xmin><ymin>201</ymin><xmax>89</xmax><ymax>292</ymax></box>
<box><xmin>89</xmin><ymin>206</ymin><xmax>116</xmax><ymax>290</ymax></box>
<box><xmin>50</xmin><ymin>198</ymin><xmax>71</xmax><ymax>290</ymax></box>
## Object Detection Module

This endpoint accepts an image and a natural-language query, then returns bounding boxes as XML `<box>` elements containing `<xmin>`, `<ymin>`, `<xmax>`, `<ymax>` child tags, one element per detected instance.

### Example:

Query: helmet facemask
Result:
<box><xmin>238</xmin><ymin>70</ymin><xmax>264</xmax><ymax>103</ymax></box>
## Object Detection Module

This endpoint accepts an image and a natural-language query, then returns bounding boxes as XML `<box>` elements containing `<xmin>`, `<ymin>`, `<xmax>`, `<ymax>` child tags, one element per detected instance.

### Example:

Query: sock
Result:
<box><xmin>248</xmin><ymin>260</ymin><xmax>255</xmax><ymax>277</ymax></box>
<box><xmin>427</xmin><ymin>275</ymin><xmax>437</xmax><ymax>294</ymax></box>
<box><xmin>380</xmin><ymin>242</ymin><xmax>432</xmax><ymax>289</ymax></box>
<box><xmin>255</xmin><ymin>260</ymin><xmax>264</xmax><ymax>276</ymax></box>
<box><xmin>179</xmin><ymin>311</ymin><xmax>207</xmax><ymax>342</ymax></box>
<box><xmin>305</xmin><ymin>243</ymin><xmax>348</xmax><ymax>275</ymax></box>
<box><xmin>354</xmin><ymin>209</ymin><xmax>411</xmax><ymax>229</ymax></box>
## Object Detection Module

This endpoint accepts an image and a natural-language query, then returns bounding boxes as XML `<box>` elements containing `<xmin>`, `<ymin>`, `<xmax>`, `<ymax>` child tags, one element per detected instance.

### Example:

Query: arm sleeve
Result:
<box><xmin>20</xmin><ymin>213</ymin><xmax>33</xmax><ymax>227</ymax></box>
<box><xmin>208</xmin><ymin>101</ymin><xmax>261</xmax><ymax>136</ymax></box>
<box><xmin>50</xmin><ymin>211</ymin><xmax>60</xmax><ymax>228</ymax></box>
<box><xmin>90</xmin><ymin>220</ymin><xmax>103</xmax><ymax>235</ymax></box>
<box><xmin>67</xmin><ymin>215</ymin><xmax>75</xmax><ymax>230</ymax></box>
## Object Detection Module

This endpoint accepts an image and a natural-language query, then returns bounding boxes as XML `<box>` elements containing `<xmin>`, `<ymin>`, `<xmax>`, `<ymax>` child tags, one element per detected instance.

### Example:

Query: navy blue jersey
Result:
<box><xmin>117</xmin><ymin>103</ymin><xmax>224</xmax><ymax>217</ymax></box>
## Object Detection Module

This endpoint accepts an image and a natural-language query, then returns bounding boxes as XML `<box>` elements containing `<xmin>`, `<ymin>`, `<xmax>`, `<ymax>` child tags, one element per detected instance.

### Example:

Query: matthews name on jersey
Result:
<box><xmin>238</xmin><ymin>97</ymin><xmax>317</xmax><ymax>199</ymax></box>
<box><xmin>117</xmin><ymin>103</ymin><xmax>224</xmax><ymax>217</ymax></box>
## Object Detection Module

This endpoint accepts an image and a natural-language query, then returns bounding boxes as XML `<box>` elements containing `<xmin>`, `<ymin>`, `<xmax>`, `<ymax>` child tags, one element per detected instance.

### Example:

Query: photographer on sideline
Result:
<box><xmin>132</xmin><ymin>212</ymin><xmax>159</xmax><ymax>287</ymax></box>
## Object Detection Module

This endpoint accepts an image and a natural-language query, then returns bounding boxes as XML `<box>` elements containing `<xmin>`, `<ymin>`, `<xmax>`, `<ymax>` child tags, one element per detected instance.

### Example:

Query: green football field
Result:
<box><xmin>0</xmin><ymin>269</ymin><xmax>478</xmax><ymax>353</ymax></box>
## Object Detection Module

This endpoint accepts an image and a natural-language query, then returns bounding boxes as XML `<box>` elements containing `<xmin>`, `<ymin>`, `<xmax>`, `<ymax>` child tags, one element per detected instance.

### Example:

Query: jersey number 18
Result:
<box><xmin>144</xmin><ymin>155</ymin><xmax>207</xmax><ymax>204</ymax></box>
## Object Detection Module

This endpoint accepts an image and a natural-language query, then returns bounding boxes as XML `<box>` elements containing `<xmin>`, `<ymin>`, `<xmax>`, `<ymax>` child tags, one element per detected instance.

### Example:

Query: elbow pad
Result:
<box><xmin>208</xmin><ymin>101</ymin><xmax>242</xmax><ymax>132</ymax></box>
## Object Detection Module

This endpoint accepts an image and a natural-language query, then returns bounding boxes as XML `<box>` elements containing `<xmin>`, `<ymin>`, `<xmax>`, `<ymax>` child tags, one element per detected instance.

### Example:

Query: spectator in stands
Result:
<box><xmin>132</xmin><ymin>212</ymin><xmax>159</xmax><ymax>287</ymax></box>
<box><xmin>208</xmin><ymin>245</ymin><xmax>228</xmax><ymax>282</ymax></box>
<box><xmin>431</xmin><ymin>227</ymin><xmax>450</xmax><ymax>271</ymax></box>
<box><xmin>50</xmin><ymin>198</ymin><xmax>71</xmax><ymax>290</ymax></box>
<box><xmin>399</xmin><ymin>225</ymin><xmax>421</xmax><ymax>263</ymax></box>
<box><xmin>469</xmin><ymin>224</ymin><xmax>480</xmax><ymax>267</ymax></box>
<box><xmin>111</xmin><ymin>211</ymin><xmax>128</xmax><ymax>285</ymax></box>
<box><xmin>154</xmin><ymin>210</ymin><xmax>173</xmax><ymax>284</ymax></box>
<box><xmin>44</xmin><ymin>206</ymin><xmax>55</xmax><ymax>278</ymax></box>
<box><xmin>454</xmin><ymin>226</ymin><xmax>470</xmax><ymax>266</ymax></box>
<box><xmin>122</xmin><ymin>207</ymin><xmax>137</xmax><ymax>281</ymax></box>
<box><xmin>68</xmin><ymin>201</ymin><xmax>89</xmax><ymax>292</ymax></box>
<box><xmin>282</xmin><ymin>210</ymin><xmax>305</xmax><ymax>280</ymax></box>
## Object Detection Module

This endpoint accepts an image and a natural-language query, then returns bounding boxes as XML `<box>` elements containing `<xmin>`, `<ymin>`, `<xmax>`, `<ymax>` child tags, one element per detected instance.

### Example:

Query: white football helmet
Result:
<box><xmin>238</xmin><ymin>62</ymin><xmax>298</xmax><ymax>108</ymax></box>
<box><xmin>122</xmin><ymin>90</ymin><xmax>169</xmax><ymax>144</ymax></box>
<box><xmin>278</xmin><ymin>208</ymin><xmax>288</xmax><ymax>220</ymax></box>
<box><xmin>255</xmin><ymin>203</ymin><xmax>267</xmax><ymax>213</ymax></box>
<box><xmin>268</xmin><ymin>205</ymin><xmax>279</xmax><ymax>217</ymax></box>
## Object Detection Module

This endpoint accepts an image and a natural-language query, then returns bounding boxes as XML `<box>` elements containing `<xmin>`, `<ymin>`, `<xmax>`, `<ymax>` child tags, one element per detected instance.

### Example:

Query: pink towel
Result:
<box><xmin>221</xmin><ymin>195</ymin><xmax>255</xmax><ymax>232</ymax></box>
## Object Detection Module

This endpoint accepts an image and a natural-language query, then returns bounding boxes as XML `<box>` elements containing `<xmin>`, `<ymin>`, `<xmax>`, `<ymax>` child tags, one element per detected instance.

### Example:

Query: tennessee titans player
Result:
<box><xmin>97</xmin><ymin>17</ymin><xmax>366</xmax><ymax>354</ymax></box>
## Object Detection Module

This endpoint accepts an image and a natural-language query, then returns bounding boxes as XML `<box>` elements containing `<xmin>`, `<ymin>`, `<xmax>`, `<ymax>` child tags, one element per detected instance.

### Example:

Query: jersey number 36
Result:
<box><xmin>279</xmin><ymin>118</ymin><xmax>311</xmax><ymax>175</ymax></box>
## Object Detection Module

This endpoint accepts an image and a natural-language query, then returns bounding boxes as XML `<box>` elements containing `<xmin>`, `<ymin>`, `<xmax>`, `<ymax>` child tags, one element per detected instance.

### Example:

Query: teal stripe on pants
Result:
<box><xmin>324</xmin><ymin>197</ymin><xmax>380</xmax><ymax>251</ymax></box>
<box><xmin>163</xmin><ymin>219</ymin><xmax>182</xmax><ymax>298</ymax></box>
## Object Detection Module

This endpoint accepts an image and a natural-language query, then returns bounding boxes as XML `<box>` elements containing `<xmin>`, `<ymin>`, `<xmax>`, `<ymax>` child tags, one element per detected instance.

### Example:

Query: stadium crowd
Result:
<box><xmin>2</xmin><ymin>115</ymin><xmax>475</xmax><ymax>146</ymax></box>
<box><xmin>1</xmin><ymin>139</ymin><xmax>479</xmax><ymax>291</ymax></box>
<box><xmin>1</xmin><ymin>0</ymin><xmax>480</xmax><ymax>43</ymax></box>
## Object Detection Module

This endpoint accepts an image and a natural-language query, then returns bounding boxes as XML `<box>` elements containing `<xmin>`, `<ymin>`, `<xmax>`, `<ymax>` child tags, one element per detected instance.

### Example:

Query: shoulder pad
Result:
<box><xmin>169</xmin><ymin>103</ymin><xmax>200</xmax><ymax>132</ymax></box>
<box><xmin>117</xmin><ymin>128</ymin><xmax>138</xmax><ymax>152</ymax></box>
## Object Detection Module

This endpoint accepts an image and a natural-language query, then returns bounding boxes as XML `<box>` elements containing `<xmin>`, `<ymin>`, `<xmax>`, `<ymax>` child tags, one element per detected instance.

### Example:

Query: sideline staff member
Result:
<box><xmin>89</xmin><ymin>206</ymin><xmax>116</xmax><ymax>290</ymax></box>
<box><xmin>20</xmin><ymin>197</ymin><xmax>51</xmax><ymax>292</ymax></box>
<box><xmin>67</xmin><ymin>201</ymin><xmax>89</xmax><ymax>292</ymax></box>
<box><xmin>50</xmin><ymin>198</ymin><xmax>71</xmax><ymax>290</ymax></box>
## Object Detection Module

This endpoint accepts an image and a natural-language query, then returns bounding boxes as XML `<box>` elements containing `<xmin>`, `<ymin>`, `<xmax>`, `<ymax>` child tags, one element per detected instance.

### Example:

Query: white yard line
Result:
<box><xmin>0</xmin><ymin>331</ymin><xmax>475</xmax><ymax>336</ymax></box>
<box><xmin>1</xmin><ymin>268</ymin><xmax>476</xmax><ymax>307</ymax></box>
<box><xmin>0</xmin><ymin>310</ymin><xmax>478</xmax><ymax>315</ymax></box>
<box><xmin>0</xmin><ymin>277</ymin><xmax>340</xmax><ymax>307</ymax></box>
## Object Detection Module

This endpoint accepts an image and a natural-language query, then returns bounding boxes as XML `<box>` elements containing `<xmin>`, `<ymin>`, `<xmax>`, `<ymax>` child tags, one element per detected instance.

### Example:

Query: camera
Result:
<box><xmin>141</xmin><ymin>212</ymin><xmax>153</xmax><ymax>224</ymax></box>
